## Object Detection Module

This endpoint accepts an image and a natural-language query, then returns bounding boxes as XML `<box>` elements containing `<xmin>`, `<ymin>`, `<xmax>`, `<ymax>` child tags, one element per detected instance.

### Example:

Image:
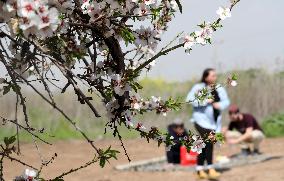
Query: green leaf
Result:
<box><xmin>4</xmin><ymin>137</ymin><xmax>9</xmax><ymax>146</ymax></box>
<box><xmin>164</xmin><ymin>97</ymin><xmax>182</xmax><ymax>111</ymax></box>
<box><xmin>174</xmin><ymin>0</ymin><xmax>183</xmax><ymax>13</ymax></box>
<box><xmin>151</xmin><ymin>7</ymin><xmax>163</xmax><ymax>19</ymax></box>
<box><xmin>120</xmin><ymin>28</ymin><xmax>135</xmax><ymax>46</ymax></box>
<box><xmin>9</xmin><ymin>136</ymin><xmax>16</xmax><ymax>144</ymax></box>
<box><xmin>99</xmin><ymin>157</ymin><xmax>106</xmax><ymax>167</ymax></box>
<box><xmin>131</xmin><ymin>82</ymin><xmax>143</xmax><ymax>93</ymax></box>
<box><xmin>232</xmin><ymin>73</ymin><xmax>238</xmax><ymax>80</ymax></box>
<box><xmin>4</xmin><ymin>135</ymin><xmax>16</xmax><ymax>146</ymax></box>
<box><xmin>98</xmin><ymin>147</ymin><xmax>120</xmax><ymax>168</ymax></box>
<box><xmin>215</xmin><ymin>133</ymin><xmax>225</xmax><ymax>143</ymax></box>
<box><xmin>3</xmin><ymin>85</ymin><xmax>11</xmax><ymax>95</ymax></box>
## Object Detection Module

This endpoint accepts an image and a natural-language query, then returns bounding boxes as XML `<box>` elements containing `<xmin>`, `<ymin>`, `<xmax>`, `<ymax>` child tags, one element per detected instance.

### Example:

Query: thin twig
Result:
<box><xmin>1</xmin><ymin>117</ymin><xmax>51</xmax><ymax>145</ymax></box>
<box><xmin>0</xmin><ymin>153</ymin><xmax>38</xmax><ymax>171</ymax></box>
<box><xmin>49</xmin><ymin>158</ymin><xmax>98</xmax><ymax>181</ymax></box>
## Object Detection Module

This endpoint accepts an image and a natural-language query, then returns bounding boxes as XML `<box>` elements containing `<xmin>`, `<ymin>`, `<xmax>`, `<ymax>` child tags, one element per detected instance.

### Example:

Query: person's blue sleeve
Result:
<box><xmin>216</xmin><ymin>116</ymin><xmax>222</xmax><ymax>133</ymax></box>
<box><xmin>185</xmin><ymin>84</ymin><xmax>208</xmax><ymax>107</ymax></box>
<box><xmin>217</xmin><ymin>86</ymin><xmax>230</xmax><ymax>111</ymax></box>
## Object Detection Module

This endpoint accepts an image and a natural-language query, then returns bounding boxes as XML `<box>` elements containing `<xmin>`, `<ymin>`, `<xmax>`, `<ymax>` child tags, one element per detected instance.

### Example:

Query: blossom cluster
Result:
<box><xmin>191</xmin><ymin>135</ymin><xmax>206</xmax><ymax>154</ymax></box>
<box><xmin>0</xmin><ymin>0</ymin><xmax>74</xmax><ymax>38</ymax></box>
<box><xmin>0</xmin><ymin>0</ymin><xmax>180</xmax><ymax>58</ymax></box>
<box><xmin>130</xmin><ymin>95</ymin><xmax>169</xmax><ymax>116</ymax></box>
<box><xmin>164</xmin><ymin>134</ymin><xmax>206</xmax><ymax>154</ymax></box>
<box><xmin>80</xmin><ymin>0</ymin><xmax>178</xmax><ymax>57</ymax></box>
<box><xmin>106</xmin><ymin>93</ymin><xmax>169</xmax><ymax>130</ymax></box>
<box><xmin>0</xmin><ymin>0</ymin><xmax>241</xmax><ymax>180</ymax></box>
<box><xmin>180</xmin><ymin>6</ymin><xmax>232</xmax><ymax>52</ymax></box>
<box><xmin>14</xmin><ymin>169</ymin><xmax>37</xmax><ymax>181</ymax></box>
<box><xmin>0</xmin><ymin>1</ymin><xmax>238</xmax><ymax>136</ymax></box>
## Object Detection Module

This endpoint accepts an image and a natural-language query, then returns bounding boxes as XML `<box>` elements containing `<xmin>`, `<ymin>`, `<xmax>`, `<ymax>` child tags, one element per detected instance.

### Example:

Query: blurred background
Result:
<box><xmin>1</xmin><ymin>70</ymin><xmax>284</xmax><ymax>140</ymax></box>
<box><xmin>1</xmin><ymin>0</ymin><xmax>284</xmax><ymax>141</ymax></box>
<box><xmin>2</xmin><ymin>0</ymin><xmax>284</xmax><ymax>180</ymax></box>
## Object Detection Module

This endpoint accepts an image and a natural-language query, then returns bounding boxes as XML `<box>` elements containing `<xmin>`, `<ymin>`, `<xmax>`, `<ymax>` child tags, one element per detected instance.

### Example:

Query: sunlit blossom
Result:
<box><xmin>216</xmin><ymin>6</ymin><xmax>232</xmax><ymax>20</ymax></box>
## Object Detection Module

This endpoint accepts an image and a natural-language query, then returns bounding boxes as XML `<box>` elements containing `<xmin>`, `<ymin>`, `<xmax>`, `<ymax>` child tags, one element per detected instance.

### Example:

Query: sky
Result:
<box><xmin>145</xmin><ymin>0</ymin><xmax>284</xmax><ymax>81</ymax></box>
<box><xmin>1</xmin><ymin>0</ymin><xmax>284</xmax><ymax>82</ymax></box>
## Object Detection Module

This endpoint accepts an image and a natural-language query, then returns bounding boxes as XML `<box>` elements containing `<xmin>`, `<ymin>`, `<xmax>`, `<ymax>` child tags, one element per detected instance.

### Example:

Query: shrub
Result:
<box><xmin>262</xmin><ymin>113</ymin><xmax>284</xmax><ymax>137</ymax></box>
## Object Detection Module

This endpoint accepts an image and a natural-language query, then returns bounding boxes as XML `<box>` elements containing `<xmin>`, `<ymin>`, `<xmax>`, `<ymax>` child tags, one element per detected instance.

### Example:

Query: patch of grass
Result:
<box><xmin>261</xmin><ymin>113</ymin><xmax>284</xmax><ymax>137</ymax></box>
<box><xmin>0</xmin><ymin>107</ymin><xmax>142</xmax><ymax>142</ymax></box>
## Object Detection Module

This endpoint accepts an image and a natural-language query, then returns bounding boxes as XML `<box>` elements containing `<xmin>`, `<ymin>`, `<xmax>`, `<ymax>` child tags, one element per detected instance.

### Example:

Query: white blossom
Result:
<box><xmin>111</xmin><ymin>74</ymin><xmax>131</xmax><ymax>96</ymax></box>
<box><xmin>0</xmin><ymin>0</ymin><xmax>64</xmax><ymax>38</ymax></box>
<box><xmin>29</xmin><ymin>66</ymin><xmax>35</xmax><ymax>71</ymax></box>
<box><xmin>144</xmin><ymin>0</ymin><xmax>157</xmax><ymax>6</ymax></box>
<box><xmin>134</xmin><ymin>26</ymin><xmax>159</xmax><ymax>52</ymax></box>
<box><xmin>23</xmin><ymin>168</ymin><xmax>37</xmax><ymax>181</ymax></box>
<box><xmin>106</xmin><ymin>99</ymin><xmax>119</xmax><ymax>119</ymax></box>
<box><xmin>136</xmin><ymin>122</ymin><xmax>146</xmax><ymax>130</ymax></box>
<box><xmin>170</xmin><ymin>0</ymin><xmax>179</xmax><ymax>11</ymax></box>
<box><xmin>230</xmin><ymin>80</ymin><xmax>238</xmax><ymax>87</ymax></box>
<box><xmin>216</xmin><ymin>7</ymin><xmax>232</xmax><ymax>20</ymax></box>
<box><xmin>17</xmin><ymin>0</ymin><xmax>37</xmax><ymax>18</ymax></box>
<box><xmin>194</xmin><ymin>24</ymin><xmax>213</xmax><ymax>45</ymax></box>
<box><xmin>133</xmin><ymin>102</ymin><xmax>141</xmax><ymax>110</ymax></box>
<box><xmin>36</xmin><ymin>7</ymin><xmax>60</xmax><ymax>38</ymax></box>
<box><xmin>150</xmin><ymin>96</ymin><xmax>161</xmax><ymax>108</ymax></box>
<box><xmin>191</xmin><ymin>135</ymin><xmax>206</xmax><ymax>154</ymax></box>
<box><xmin>180</xmin><ymin>35</ymin><xmax>195</xmax><ymax>50</ymax></box>
<box><xmin>124</xmin><ymin>110</ymin><xmax>134</xmax><ymax>127</ymax></box>
<box><xmin>133</xmin><ymin>3</ymin><xmax>149</xmax><ymax>20</ymax></box>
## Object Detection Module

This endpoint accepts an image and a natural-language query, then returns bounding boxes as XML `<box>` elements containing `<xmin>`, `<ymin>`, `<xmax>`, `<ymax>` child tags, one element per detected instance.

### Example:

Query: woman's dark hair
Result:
<box><xmin>201</xmin><ymin>68</ymin><xmax>215</xmax><ymax>84</ymax></box>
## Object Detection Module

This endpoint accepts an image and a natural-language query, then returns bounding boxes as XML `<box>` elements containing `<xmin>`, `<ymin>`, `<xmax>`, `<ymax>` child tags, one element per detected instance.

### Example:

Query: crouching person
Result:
<box><xmin>223</xmin><ymin>105</ymin><xmax>265</xmax><ymax>156</ymax></box>
<box><xmin>166</xmin><ymin>119</ymin><xmax>188</xmax><ymax>164</ymax></box>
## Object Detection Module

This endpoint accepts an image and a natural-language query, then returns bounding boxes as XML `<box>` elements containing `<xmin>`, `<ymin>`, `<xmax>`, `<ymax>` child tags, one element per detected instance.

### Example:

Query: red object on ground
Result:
<box><xmin>180</xmin><ymin>146</ymin><xmax>198</xmax><ymax>166</ymax></box>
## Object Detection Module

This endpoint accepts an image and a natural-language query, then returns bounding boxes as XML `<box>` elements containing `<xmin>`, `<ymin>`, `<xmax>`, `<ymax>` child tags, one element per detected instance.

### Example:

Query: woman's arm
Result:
<box><xmin>214</xmin><ymin>86</ymin><xmax>230</xmax><ymax>132</ymax></box>
<box><xmin>214</xmin><ymin>86</ymin><xmax>230</xmax><ymax>111</ymax></box>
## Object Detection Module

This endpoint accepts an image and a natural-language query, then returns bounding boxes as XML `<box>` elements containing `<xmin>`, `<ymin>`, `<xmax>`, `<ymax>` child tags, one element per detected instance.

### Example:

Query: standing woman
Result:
<box><xmin>186</xmin><ymin>68</ymin><xmax>230</xmax><ymax>179</ymax></box>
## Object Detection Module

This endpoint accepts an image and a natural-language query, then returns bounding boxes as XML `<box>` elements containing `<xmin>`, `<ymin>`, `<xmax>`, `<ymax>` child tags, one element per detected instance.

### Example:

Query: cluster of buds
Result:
<box><xmin>227</xmin><ymin>74</ymin><xmax>238</xmax><ymax>87</ymax></box>
<box><xmin>180</xmin><ymin>6</ymin><xmax>232</xmax><ymax>52</ymax></box>
<box><xmin>14</xmin><ymin>169</ymin><xmax>37</xmax><ymax>181</ymax></box>
<box><xmin>130</xmin><ymin>95</ymin><xmax>169</xmax><ymax>116</ymax></box>
<box><xmin>191</xmin><ymin>135</ymin><xmax>206</xmax><ymax>154</ymax></box>
<box><xmin>110</xmin><ymin>74</ymin><xmax>131</xmax><ymax>96</ymax></box>
<box><xmin>165</xmin><ymin>133</ymin><xmax>206</xmax><ymax>154</ymax></box>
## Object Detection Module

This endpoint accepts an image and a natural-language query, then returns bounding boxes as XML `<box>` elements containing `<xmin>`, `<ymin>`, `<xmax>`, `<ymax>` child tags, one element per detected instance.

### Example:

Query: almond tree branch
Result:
<box><xmin>11</xmin><ymin>70</ymin><xmax>101</xmax><ymax>154</ymax></box>
<box><xmin>1</xmin><ymin>117</ymin><xmax>51</xmax><ymax>145</ymax></box>
<box><xmin>0</xmin><ymin>153</ymin><xmax>38</xmax><ymax>171</ymax></box>
<box><xmin>0</xmin><ymin>46</ymin><xmax>30</xmax><ymax>128</ymax></box>
<box><xmin>133</xmin><ymin>0</ymin><xmax>240</xmax><ymax>75</ymax></box>
<box><xmin>48</xmin><ymin>157</ymin><xmax>98</xmax><ymax>181</ymax></box>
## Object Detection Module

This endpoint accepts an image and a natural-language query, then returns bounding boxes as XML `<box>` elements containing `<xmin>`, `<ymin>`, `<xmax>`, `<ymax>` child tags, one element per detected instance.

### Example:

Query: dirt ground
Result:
<box><xmin>4</xmin><ymin>137</ymin><xmax>284</xmax><ymax>181</ymax></box>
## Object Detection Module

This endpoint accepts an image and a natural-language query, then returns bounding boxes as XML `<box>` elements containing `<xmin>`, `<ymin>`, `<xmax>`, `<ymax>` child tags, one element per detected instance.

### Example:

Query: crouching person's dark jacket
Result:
<box><xmin>166</xmin><ymin>124</ymin><xmax>188</xmax><ymax>164</ymax></box>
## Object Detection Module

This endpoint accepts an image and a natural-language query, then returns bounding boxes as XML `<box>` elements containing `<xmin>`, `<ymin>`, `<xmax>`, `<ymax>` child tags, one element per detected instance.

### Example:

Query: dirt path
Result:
<box><xmin>4</xmin><ymin>138</ymin><xmax>284</xmax><ymax>181</ymax></box>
